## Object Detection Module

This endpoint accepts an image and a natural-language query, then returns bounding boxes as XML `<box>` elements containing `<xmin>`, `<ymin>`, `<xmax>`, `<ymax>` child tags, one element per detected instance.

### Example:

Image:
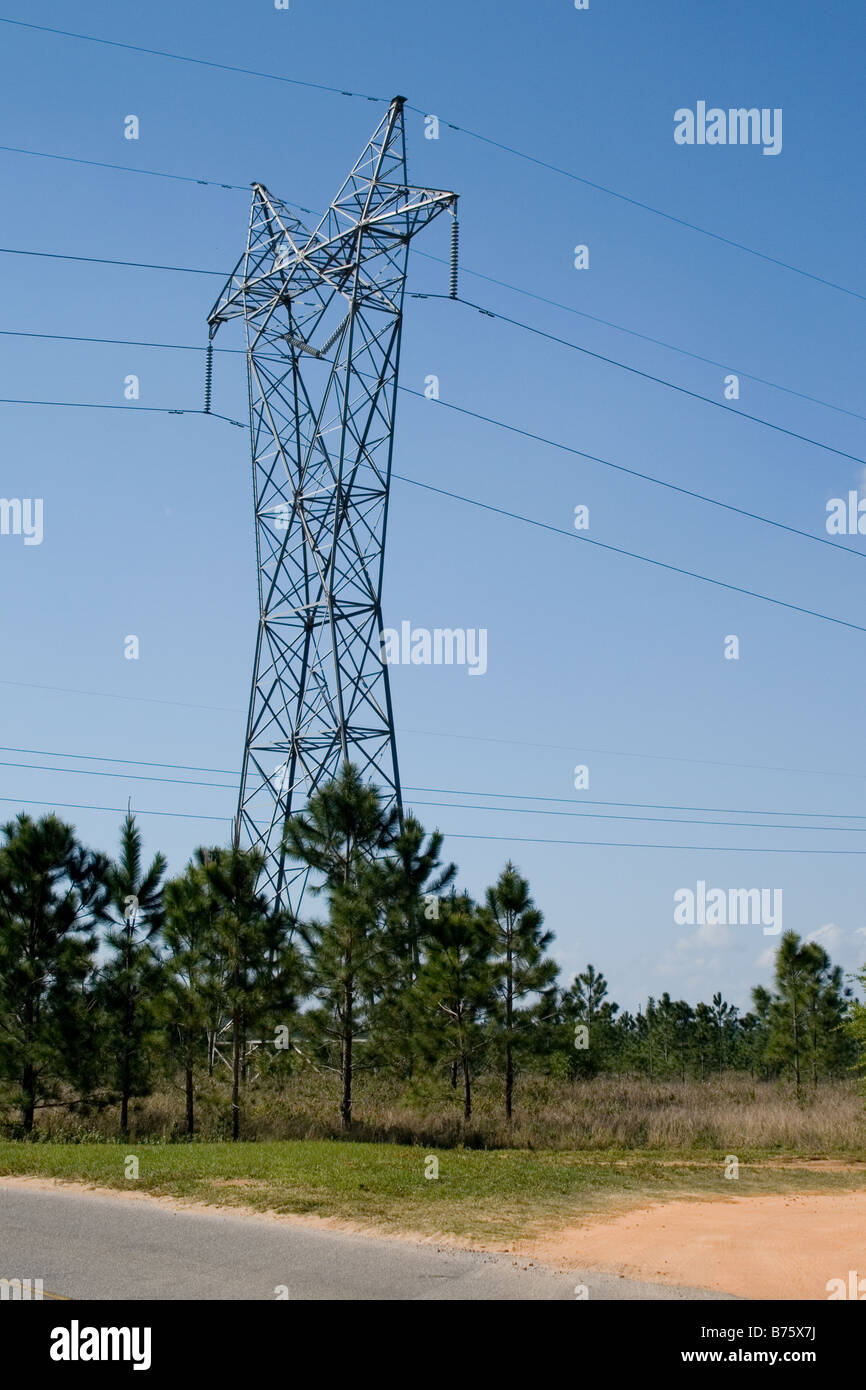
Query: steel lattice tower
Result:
<box><xmin>207</xmin><ymin>96</ymin><xmax>457</xmax><ymax>915</ymax></box>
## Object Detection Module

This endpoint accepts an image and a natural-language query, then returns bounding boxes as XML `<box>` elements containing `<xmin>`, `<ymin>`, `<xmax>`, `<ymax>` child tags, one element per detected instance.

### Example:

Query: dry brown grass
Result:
<box><xmin>8</xmin><ymin>1071</ymin><xmax>864</xmax><ymax>1153</ymax></box>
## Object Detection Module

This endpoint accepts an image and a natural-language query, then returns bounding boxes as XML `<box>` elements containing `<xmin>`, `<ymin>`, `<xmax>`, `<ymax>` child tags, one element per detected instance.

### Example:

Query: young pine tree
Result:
<box><xmin>411</xmin><ymin>894</ymin><xmax>497</xmax><ymax>1122</ymax></box>
<box><xmin>97</xmin><ymin>813</ymin><xmax>166</xmax><ymax>1137</ymax></box>
<box><xmin>0</xmin><ymin>814</ymin><xmax>108</xmax><ymax>1131</ymax></box>
<box><xmin>198</xmin><ymin>845</ymin><xmax>299</xmax><ymax>1141</ymax></box>
<box><xmin>366</xmin><ymin>814</ymin><xmax>456</xmax><ymax>1079</ymax></box>
<box><xmin>161</xmin><ymin>858</ymin><xmax>220</xmax><ymax>1137</ymax></box>
<box><xmin>284</xmin><ymin>763</ymin><xmax>400</xmax><ymax>1131</ymax></box>
<box><xmin>483</xmin><ymin>862</ymin><xmax>557</xmax><ymax>1120</ymax></box>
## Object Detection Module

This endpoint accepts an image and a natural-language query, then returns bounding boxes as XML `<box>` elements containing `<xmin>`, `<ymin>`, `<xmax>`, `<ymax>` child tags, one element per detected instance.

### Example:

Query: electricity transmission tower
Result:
<box><xmin>207</xmin><ymin>95</ymin><xmax>457</xmax><ymax>916</ymax></box>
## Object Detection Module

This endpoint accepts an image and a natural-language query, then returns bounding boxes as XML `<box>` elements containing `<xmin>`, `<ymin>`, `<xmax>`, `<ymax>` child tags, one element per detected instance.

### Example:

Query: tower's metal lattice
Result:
<box><xmin>207</xmin><ymin>96</ymin><xmax>457</xmax><ymax>915</ymax></box>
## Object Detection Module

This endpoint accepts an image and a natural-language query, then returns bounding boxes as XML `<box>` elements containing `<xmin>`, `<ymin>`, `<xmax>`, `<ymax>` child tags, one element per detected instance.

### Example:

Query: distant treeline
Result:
<box><xmin>0</xmin><ymin>764</ymin><xmax>863</xmax><ymax>1140</ymax></box>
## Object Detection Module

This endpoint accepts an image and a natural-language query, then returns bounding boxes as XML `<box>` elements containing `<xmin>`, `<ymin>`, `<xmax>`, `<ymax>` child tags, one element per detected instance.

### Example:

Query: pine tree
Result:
<box><xmin>0</xmin><ymin>814</ymin><xmax>108</xmax><ymax>1131</ymax></box>
<box><xmin>845</xmin><ymin>960</ymin><xmax>866</xmax><ymax>1087</ymax></box>
<box><xmin>710</xmin><ymin>992</ymin><xmax>738</xmax><ymax>1076</ymax></box>
<box><xmin>161</xmin><ymin>858</ymin><xmax>219</xmax><ymax>1137</ymax></box>
<box><xmin>199</xmin><ymin>845</ymin><xmax>298</xmax><ymax>1140</ymax></box>
<box><xmin>484</xmin><ymin>862</ymin><xmax>557</xmax><ymax>1119</ymax></box>
<box><xmin>758</xmin><ymin>933</ymin><xmax>852</xmax><ymax>1089</ymax></box>
<box><xmin>365</xmin><ymin>814</ymin><xmax>455</xmax><ymax>1079</ymax></box>
<box><xmin>562</xmin><ymin>965</ymin><xmax>617</xmax><ymax>1078</ymax></box>
<box><xmin>97</xmin><ymin>813</ymin><xmax>166</xmax><ymax>1137</ymax></box>
<box><xmin>284</xmin><ymin>763</ymin><xmax>400</xmax><ymax>1131</ymax></box>
<box><xmin>410</xmin><ymin>893</ymin><xmax>496</xmax><ymax>1121</ymax></box>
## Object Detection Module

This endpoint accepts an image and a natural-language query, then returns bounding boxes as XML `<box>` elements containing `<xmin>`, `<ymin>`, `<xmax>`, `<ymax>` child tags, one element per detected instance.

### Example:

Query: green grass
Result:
<box><xmin>2</xmin><ymin>1140</ymin><xmax>864</xmax><ymax>1242</ymax></box>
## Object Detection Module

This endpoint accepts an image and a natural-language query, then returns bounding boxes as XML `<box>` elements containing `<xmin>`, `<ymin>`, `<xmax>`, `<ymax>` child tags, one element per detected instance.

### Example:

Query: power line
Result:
<box><xmin>2</xmin><ymin>743</ymin><xmax>865</xmax><ymax>820</ymax></box>
<box><xmin>414</xmin><ymin>249</ymin><xmax>866</xmax><ymax>426</ymax></box>
<box><xmin>0</xmin><ymin>245</ymin><xmax>225</xmax><ymax>276</ymax></box>
<box><xmin>0</xmin><ymin>378</ymin><xmax>862</xmax><ymax>628</ymax></box>
<box><xmin>400</xmin><ymin>386</ymin><xmax>866</xmax><ymax>563</ymax></box>
<box><xmin>0</xmin><ymin>18</ymin><xmax>385</xmax><ymax>103</ymax></box>
<box><xmin>392</xmin><ymin>473</ymin><xmax>866</xmax><ymax>635</ymax></box>
<box><xmin>0</xmin><ymin>389</ymin><xmax>862</xmax><ymax>630</ymax></box>
<box><xmin>0</xmin><ymin>678</ymin><xmax>241</xmax><ymax>713</ymax></box>
<box><xmin>420</xmin><ymin>295</ymin><xmax>866</xmax><ymax>471</ymax></box>
<box><xmin>5</xmin><ymin>756</ymin><xmax>863</xmax><ymax>834</ymax></box>
<box><xmin>0</xmin><ymin>328</ymin><xmax>245</xmax><ymax>356</ymax></box>
<box><xmin>2</xmin><ymin>794</ymin><xmax>863</xmax><ymax>854</ymax></box>
<box><xmin>443</xmin><ymin>831</ymin><xmax>866</xmax><ymax>855</ymax></box>
<box><xmin>401</xmin><ymin>726</ymin><xmax>866</xmax><ymax>783</ymax></box>
<box><xmin>2</xmin><ymin>137</ymin><xmax>859</xmax><ymax>428</ymax></box>
<box><xmin>5</xmin><ymin>237</ymin><xmax>862</xmax><ymax>461</ymax></box>
<box><xmin>408</xmin><ymin>798</ymin><xmax>866</xmax><ymax>834</ymax></box>
<box><xmin>0</xmin><ymin>142</ymin><xmax>248</xmax><ymax>191</ymax></box>
<box><xmin>0</xmin><ymin>758</ymin><xmax>234</xmax><ymax>791</ymax></box>
<box><xmin>0</xmin><ymin>708</ymin><xmax>862</xmax><ymax>795</ymax></box>
<box><xmin>0</xmin><ymin>398</ymin><xmax>244</xmax><ymax>426</ymax></box>
<box><xmin>403</xmin><ymin>106</ymin><xmax>866</xmax><ymax>304</ymax></box>
<box><xmin>0</xmin><ymin>795</ymin><xmax>228</xmax><ymax>824</ymax></box>
<box><xmin>405</xmin><ymin>785</ymin><xmax>866</xmax><ymax>822</ymax></box>
<box><xmin>3</xmin><ymin>17</ymin><xmax>857</xmax><ymax>303</ymax></box>
<box><xmin>2</xmin><ymin>322</ymin><xmax>858</xmax><ymax>561</ymax></box>
<box><xmin>0</xmin><ymin>744</ymin><xmax>238</xmax><ymax>774</ymax></box>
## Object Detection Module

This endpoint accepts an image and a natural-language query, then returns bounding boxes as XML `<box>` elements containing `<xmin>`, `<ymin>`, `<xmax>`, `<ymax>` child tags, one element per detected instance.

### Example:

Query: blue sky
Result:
<box><xmin>1</xmin><ymin>0</ymin><xmax>864</xmax><ymax>1014</ymax></box>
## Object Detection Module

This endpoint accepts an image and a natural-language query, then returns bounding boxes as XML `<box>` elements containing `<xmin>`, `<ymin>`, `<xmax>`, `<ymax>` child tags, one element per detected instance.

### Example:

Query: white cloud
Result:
<box><xmin>674</xmin><ymin>921</ymin><xmax>745</xmax><ymax>954</ymax></box>
<box><xmin>805</xmin><ymin>922</ymin><xmax>843</xmax><ymax>951</ymax></box>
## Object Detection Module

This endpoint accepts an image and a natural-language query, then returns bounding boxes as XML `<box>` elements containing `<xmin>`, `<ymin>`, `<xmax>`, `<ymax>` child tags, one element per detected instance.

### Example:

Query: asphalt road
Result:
<box><xmin>0</xmin><ymin>1184</ymin><xmax>732</xmax><ymax>1300</ymax></box>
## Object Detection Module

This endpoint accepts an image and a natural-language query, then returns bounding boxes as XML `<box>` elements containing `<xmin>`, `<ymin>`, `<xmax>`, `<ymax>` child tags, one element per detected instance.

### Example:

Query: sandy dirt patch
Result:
<box><xmin>2</xmin><ymin>1175</ymin><xmax>864</xmax><ymax>1296</ymax></box>
<box><xmin>522</xmin><ymin>1192</ymin><xmax>866</xmax><ymax>1300</ymax></box>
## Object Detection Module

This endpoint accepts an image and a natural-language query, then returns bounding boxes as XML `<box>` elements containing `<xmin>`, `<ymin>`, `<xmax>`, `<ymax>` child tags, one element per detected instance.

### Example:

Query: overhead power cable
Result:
<box><xmin>1</xmin><ymin>323</ymin><xmax>860</xmax><ymax>560</ymax></box>
<box><xmin>1</xmin><ymin>138</ymin><xmax>859</xmax><ymax>427</ymax></box>
<box><xmin>0</xmin><ymin>710</ymin><xmax>863</xmax><ymax>786</ymax></box>
<box><xmin>0</xmin><ymin>18</ymin><xmax>385</xmax><ymax>102</ymax></box>
<box><xmin>443</xmin><ymin>832</ymin><xmax>866</xmax><ymax>855</ymax></box>
<box><xmin>0</xmin><ymin>245</ymin><xmax>225</xmax><ymax>276</ymax></box>
<box><xmin>401</xmin><ymin>106</ymin><xmax>866</xmax><ymax>304</ymax></box>
<box><xmin>0</xmin><ymin>390</ymin><xmax>861</xmax><ymax>630</ymax></box>
<box><xmin>4</xmin><ymin>742</ymin><xmax>866</xmax><ymax>820</ymax></box>
<box><xmin>5</xmin><ymin>756</ymin><xmax>864</xmax><ymax>835</ymax></box>
<box><xmin>0</xmin><ymin>397</ymin><xmax>244</xmax><ymax>427</ymax></box>
<box><xmin>400</xmin><ymin>724</ymin><xmax>866</xmax><ymax>782</ymax></box>
<box><xmin>407</xmin><ymin>798</ymin><xmax>866</xmax><ymax>834</ymax></box>
<box><xmin>0</xmin><ymin>142</ymin><xmax>248</xmax><ymax>191</ymax></box>
<box><xmin>400</xmin><ymin>387</ymin><xmax>866</xmax><ymax>562</ymax></box>
<box><xmin>0</xmin><ymin>795</ymin><xmax>228</xmax><ymax>824</ymax></box>
<box><xmin>2</xmin><ymin>17</ymin><xmax>859</xmax><ymax>301</ymax></box>
<box><xmin>404</xmin><ymin>785</ymin><xmax>866</xmax><ymax>822</ymax></box>
<box><xmin>419</xmin><ymin>294</ymin><xmax>866</xmax><ymax>470</ymax></box>
<box><xmin>0</xmin><ymin>328</ymin><xmax>245</xmax><ymax>356</ymax></box>
<box><xmin>4</xmin><ymin>240</ymin><xmax>864</xmax><ymax>452</ymax></box>
<box><xmin>0</xmin><ymin>677</ymin><xmax>241</xmax><ymax>713</ymax></box>
<box><xmin>413</xmin><ymin>249</ymin><xmax>866</xmax><ymax>426</ymax></box>
<box><xmin>2</xmin><ymin>794</ymin><xmax>864</xmax><ymax>854</ymax></box>
<box><xmin>391</xmin><ymin>473</ymin><xmax>866</xmax><ymax>635</ymax></box>
<box><xmin>0</xmin><ymin>374</ymin><xmax>862</xmax><ymax>628</ymax></box>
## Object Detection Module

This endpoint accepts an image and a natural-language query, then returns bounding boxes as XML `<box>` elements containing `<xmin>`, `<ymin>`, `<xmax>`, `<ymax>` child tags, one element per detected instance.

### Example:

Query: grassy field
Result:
<box><xmin>4</xmin><ymin>1073</ymin><xmax>864</xmax><ymax>1240</ymax></box>
<box><xmin>4</xmin><ymin>1073</ymin><xmax>865</xmax><ymax>1151</ymax></box>
<box><xmin>2</xmin><ymin>1139</ymin><xmax>865</xmax><ymax>1242</ymax></box>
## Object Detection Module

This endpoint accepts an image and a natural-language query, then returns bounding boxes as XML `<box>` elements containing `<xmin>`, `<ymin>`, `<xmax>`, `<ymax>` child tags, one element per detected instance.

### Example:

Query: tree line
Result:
<box><xmin>0</xmin><ymin>764</ymin><xmax>861</xmax><ymax>1139</ymax></box>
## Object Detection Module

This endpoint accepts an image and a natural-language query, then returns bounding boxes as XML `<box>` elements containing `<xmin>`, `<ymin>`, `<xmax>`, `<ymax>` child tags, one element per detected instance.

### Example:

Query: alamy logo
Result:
<box><xmin>0</xmin><ymin>1277</ymin><xmax>43</xmax><ymax>1300</ymax></box>
<box><xmin>380</xmin><ymin>622</ymin><xmax>487</xmax><ymax>676</ymax></box>
<box><xmin>826</xmin><ymin>493</ymin><xmax>866</xmax><ymax>535</ymax></box>
<box><xmin>674</xmin><ymin>103</ymin><xmax>782</xmax><ymax>156</ymax></box>
<box><xmin>826</xmin><ymin>1271</ymin><xmax>866</xmax><ymax>1299</ymax></box>
<box><xmin>0</xmin><ymin>497</ymin><xmax>43</xmax><ymax>545</ymax></box>
<box><xmin>49</xmin><ymin>1321</ymin><xmax>152</xmax><ymax>1371</ymax></box>
<box><xmin>674</xmin><ymin>880</ymin><xmax>782</xmax><ymax>936</ymax></box>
